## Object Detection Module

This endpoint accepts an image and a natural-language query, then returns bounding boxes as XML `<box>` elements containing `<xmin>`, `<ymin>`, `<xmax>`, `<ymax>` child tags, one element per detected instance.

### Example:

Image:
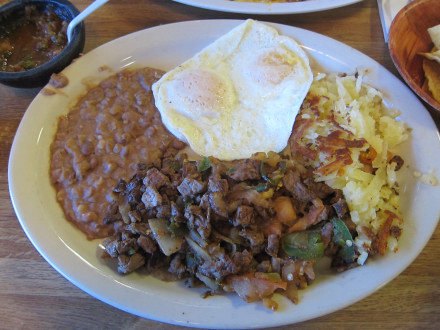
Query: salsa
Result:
<box><xmin>0</xmin><ymin>5</ymin><xmax>68</xmax><ymax>72</ymax></box>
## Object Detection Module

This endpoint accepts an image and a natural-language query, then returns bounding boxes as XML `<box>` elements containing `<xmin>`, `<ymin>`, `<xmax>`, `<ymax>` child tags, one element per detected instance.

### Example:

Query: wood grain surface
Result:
<box><xmin>0</xmin><ymin>0</ymin><xmax>439</xmax><ymax>329</ymax></box>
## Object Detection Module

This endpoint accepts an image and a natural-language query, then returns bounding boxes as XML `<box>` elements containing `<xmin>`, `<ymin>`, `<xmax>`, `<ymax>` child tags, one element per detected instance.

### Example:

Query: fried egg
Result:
<box><xmin>152</xmin><ymin>19</ymin><xmax>313</xmax><ymax>161</ymax></box>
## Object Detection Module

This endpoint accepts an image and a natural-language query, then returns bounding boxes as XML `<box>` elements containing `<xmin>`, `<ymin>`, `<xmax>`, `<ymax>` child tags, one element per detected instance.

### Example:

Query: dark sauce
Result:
<box><xmin>0</xmin><ymin>5</ymin><xmax>68</xmax><ymax>72</ymax></box>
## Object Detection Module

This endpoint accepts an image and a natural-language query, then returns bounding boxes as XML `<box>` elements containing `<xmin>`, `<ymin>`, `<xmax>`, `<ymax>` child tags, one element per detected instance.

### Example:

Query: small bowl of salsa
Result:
<box><xmin>0</xmin><ymin>0</ymin><xmax>85</xmax><ymax>88</ymax></box>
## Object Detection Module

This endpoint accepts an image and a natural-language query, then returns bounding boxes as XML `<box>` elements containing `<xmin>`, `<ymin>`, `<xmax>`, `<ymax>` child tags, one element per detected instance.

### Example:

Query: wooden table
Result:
<box><xmin>1</xmin><ymin>0</ymin><xmax>439</xmax><ymax>328</ymax></box>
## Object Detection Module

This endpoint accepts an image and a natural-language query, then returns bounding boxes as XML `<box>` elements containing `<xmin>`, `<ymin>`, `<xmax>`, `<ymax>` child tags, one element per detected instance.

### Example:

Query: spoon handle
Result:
<box><xmin>67</xmin><ymin>0</ymin><xmax>110</xmax><ymax>43</ymax></box>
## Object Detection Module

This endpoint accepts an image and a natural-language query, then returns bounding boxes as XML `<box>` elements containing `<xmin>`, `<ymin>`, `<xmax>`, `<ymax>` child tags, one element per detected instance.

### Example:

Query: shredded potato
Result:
<box><xmin>291</xmin><ymin>70</ymin><xmax>409</xmax><ymax>264</ymax></box>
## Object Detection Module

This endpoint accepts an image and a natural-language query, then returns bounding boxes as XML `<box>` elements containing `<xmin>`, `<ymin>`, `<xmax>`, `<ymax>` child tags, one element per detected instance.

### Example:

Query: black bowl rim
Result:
<box><xmin>0</xmin><ymin>0</ymin><xmax>85</xmax><ymax>80</ymax></box>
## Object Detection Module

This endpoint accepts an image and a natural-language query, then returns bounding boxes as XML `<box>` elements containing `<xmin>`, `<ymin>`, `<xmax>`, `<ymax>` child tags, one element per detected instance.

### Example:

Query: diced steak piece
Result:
<box><xmin>210</xmin><ymin>158</ymin><xmax>228</xmax><ymax>176</ymax></box>
<box><xmin>143</xmin><ymin>167</ymin><xmax>170</xmax><ymax>188</ymax></box>
<box><xmin>137</xmin><ymin>235</ymin><xmax>157</xmax><ymax>254</ymax></box>
<box><xmin>177</xmin><ymin>176</ymin><xmax>207</xmax><ymax>197</ymax></box>
<box><xmin>239</xmin><ymin>228</ymin><xmax>265</xmax><ymax>249</ymax></box>
<box><xmin>185</xmin><ymin>205</ymin><xmax>211</xmax><ymax>239</ymax></box>
<box><xmin>168</xmin><ymin>254</ymin><xmax>186</xmax><ymax>279</ymax></box>
<box><xmin>208</xmin><ymin>192</ymin><xmax>228</xmax><ymax>218</ymax></box>
<box><xmin>321</xmin><ymin>222</ymin><xmax>334</xmax><ymax>248</ymax></box>
<box><xmin>266</xmin><ymin>234</ymin><xmax>279</xmax><ymax>258</ymax></box>
<box><xmin>231</xmin><ymin>249</ymin><xmax>254</xmax><ymax>273</ymax></box>
<box><xmin>170</xmin><ymin>201</ymin><xmax>184</xmax><ymax>222</ymax></box>
<box><xmin>181</xmin><ymin>162</ymin><xmax>199</xmax><ymax>178</ymax></box>
<box><xmin>103</xmin><ymin>201</ymin><xmax>122</xmax><ymax>224</ymax></box>
<box><xmin>282</xmin><ymin>169</ymin><xmax>315</xmax><ymax>203</ymax></box>
<box><xmin>332</xmin><ymin>198</ymin><xmax>349</xmax><ymax>218</ymax></box>
<box><xmin>208</xmin><ymin>173</ymin><xmax>228</xmax><ymax>195</ymax></box>
<box><xmin>156</xmin><ymin>204</ymin><xmax>171</xmax><ymax>218</ymax></box>
<box><xmin>141</xmin><ymin>186</ymin><xmax>162</xmax><ymax>208</ymax></box>
<box><xmin>227</xmin><ymin>159</ymin><xmax>261</xmax><ymax>181</ymax></box>
<box><xmin>103</xmin><ymin>236</ymin><xmax>120</xmax><ymax>258</ymax></box>
<box><xmin>305</xmin><ymin>178</ymin><xmax>338</xmax><ymax>200</ymax></box>
<box><xmin>125</xmin><ymin>177</ymin><xmax>143</xmax><ymax>204</ymax></box>
<box><xmin>125</xmin><ymin>222</ymin><xmax>150</xmax><ymax>236</ymax></box>
<box><xmin>128</xmin><ymin>210</ymin><xmax>142</xmax><ymax>223</ymax></box>
<box><xmin>198</xmin><ymin>254</ymin><xmax>238</xmax><ymax>280</ymax></box>
<box><xmin>116</xmin><ymin>237</ymin><xmax>138</xmax><ymax>254</ymax></box>
<box><xmin>118</xmin><ymin>253</ymin><xmax>145</xmax><ymax>274</ymax></box>
<box><xmin>233</xmin><ymin>205</ymin><xmax>254</xmax><ymax>226</ymax></box>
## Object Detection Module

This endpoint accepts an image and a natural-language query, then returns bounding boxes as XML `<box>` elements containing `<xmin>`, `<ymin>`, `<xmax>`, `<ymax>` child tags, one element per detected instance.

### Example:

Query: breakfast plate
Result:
<box><xmin>8</xmin><ymin>20</ymin><xmax>440</xmax><ymax>328</ymax></box>
<box><xmin>173</xmin><ymin>0</ymin><xmax>363</xmax><ymax>14</ymax></box>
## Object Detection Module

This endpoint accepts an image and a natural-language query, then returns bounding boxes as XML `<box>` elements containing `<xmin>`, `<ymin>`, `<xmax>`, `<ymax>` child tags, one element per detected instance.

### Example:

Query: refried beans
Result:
<box><xmin>50</xmin><ymin>67</ymin><xmax>183</xmax><ymax>239</ymax></box>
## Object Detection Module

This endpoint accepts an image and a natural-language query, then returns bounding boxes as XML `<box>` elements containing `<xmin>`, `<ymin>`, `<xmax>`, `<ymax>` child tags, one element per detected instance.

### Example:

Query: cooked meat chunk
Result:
<box><xmin>239</xmin><ymin>227</ymin><xmax>265</xmax><ymax>251</ymax></box>
<box><xmin>208</xmin><ymin>173</ymin><xmax>229</xmax><ymax>195</ymax></box>
<box><xmin>177</xmin><ymin>176</ymin><xmax>207</xmax><ymax>197</ymax></box>
<box><xmin>102</xmin><ymin>149</ymin><xmax>358</xmax><ymax>308</ymax></box>
<box><xmin>305</xmin><ymin>178</ymin><xmax>338</xmax><ymax>200</ymax></box>
<box><xmin>143</xmin><ymin>167</ymin><xmax>170</xmax><ymax>188</ymax></box>
<box><xmin>168</xmin><ymin>254</ymin><xmax>187</xmax><ymax>279</ymax></box>
<box><xmin>128</xmin><ymin>210</ymin><xmax>142</xmax><ymax>223</ymax></box>
<box><xmin>332</xmin><ymin>198</ymin><xmax>349</xmax><ymax>218</ymax></box>
<box><xmin>227</xmin><ymin>159</ymin><xmax>261</xmax><ymax>181</ymax></box>
<box><xmin>208</xmin><ymin>192</ymin><xmax>228</xmax><ymax>218</ymax></box>
<box><xmin>231</xmin><ymin>249</ymin><xmax>254</xmax><ymax>273</ymax></box>
<box><xmin>137</xmin><ymin>235</ymin><xmax>157</xmax><ymax>254</ymax></box>
<box><xmin>103</xmin><ymin>236</ymin><xmax>120</xmax><ymax>258</ymax></box>
<box><xmin>266</xmin><ymin>234</ymin><xmax>279</xmax><ymax>258</ymax></box>
<box><xmin>118</xmin><ymin>253</ymin><xmax>145</xmax><ymax>274</ymax></box>
<box><xmin>233</xmin><ymin>205</ymin><xmax>254</xmax><ymax>226</ymax></box>
<box><xmin>198</xmin><ymin>254</ymin><xmax>238</xmax><ymax>280</ymax></box>
<box><xmin>181</xmin><ymin>162</ymin><xmax>199</xmax><ymax>178</ymax></box>
<box><xmin>185</xmin><ymin>205</ymin><xmax>211</xmax><ymax>239</ymax></box>
<box><xmin>282</xmin><ymin>169</ymin><xmax>315</xmax><ymax>203</ymax></box>
<box><xmin>142</xmin><ymin>186</ymin><xmax>162</xmax><ymax>208</ymax></box>
<box><xmin>156</xmin><ymin>204</ymin><xmax>171</xmax><ymax>218</ymax></box>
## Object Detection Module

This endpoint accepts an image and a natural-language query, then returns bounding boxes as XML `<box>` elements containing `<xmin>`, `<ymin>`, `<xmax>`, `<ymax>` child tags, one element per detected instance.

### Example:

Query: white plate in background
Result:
<box><xmin>174</xmin><ymin>0</ymin><xmax>362</xmax><ymax>14</ymax></box>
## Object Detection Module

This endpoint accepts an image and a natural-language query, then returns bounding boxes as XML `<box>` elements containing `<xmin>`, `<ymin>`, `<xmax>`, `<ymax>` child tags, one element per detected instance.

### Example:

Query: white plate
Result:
<box><xmin>8</xmin><ymin>20</ymin><xmax>440</xmax><ymax>329</ymax></box>
<box><xmin>173</xmin><ymin>0</ymin><xmax>362</xmax><ymax>14</ymax></box>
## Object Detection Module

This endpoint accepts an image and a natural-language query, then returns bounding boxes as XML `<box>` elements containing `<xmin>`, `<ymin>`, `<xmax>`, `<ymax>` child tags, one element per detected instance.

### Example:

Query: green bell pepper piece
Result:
<box><xmin>330</xmin><ymin>218</ymin><xmax>356</xmax><ymax>263</ymax></box>
<box><xmin>281</xmin><ymin>230</ymin><xmax>325</xmax><ymax>260</ymax></box>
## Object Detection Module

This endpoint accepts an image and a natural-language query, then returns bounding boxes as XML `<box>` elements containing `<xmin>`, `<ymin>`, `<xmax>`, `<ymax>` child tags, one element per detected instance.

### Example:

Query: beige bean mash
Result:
<box><xmin>50</xmin><ymin>67</ymin><xmax>180</xmax><ymax>239</ymax></box>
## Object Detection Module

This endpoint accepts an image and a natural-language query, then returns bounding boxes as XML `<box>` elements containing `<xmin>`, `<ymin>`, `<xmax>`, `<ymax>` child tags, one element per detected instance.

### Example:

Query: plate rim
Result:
<box><xmin>173</xmin><ymin>0</ymin><xmax>363</xmax><ymax>14</ymax></box>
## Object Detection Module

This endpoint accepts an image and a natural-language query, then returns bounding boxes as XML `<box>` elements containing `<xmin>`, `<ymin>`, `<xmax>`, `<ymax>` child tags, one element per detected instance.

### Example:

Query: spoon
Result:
<box><xmin>66</xmin><ymin>0</ymin><xmax>110</xmax><ymax>43</ymax></box>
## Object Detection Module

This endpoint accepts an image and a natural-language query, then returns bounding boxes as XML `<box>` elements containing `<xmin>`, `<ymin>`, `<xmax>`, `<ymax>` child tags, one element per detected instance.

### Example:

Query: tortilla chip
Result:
<box><xmin>419</xmin><ymin>49</ymin><xmax>440</xmax><ymax>64</ymax></box>
<box><xmin>428</xmin><ymin>24</ymin><xmax>440</xmax><ymax>49</ymax></box>
<box><xmin>422</xmin><ymin>58</ymin><xmax>440</xmax><ymax>102</ymax></box>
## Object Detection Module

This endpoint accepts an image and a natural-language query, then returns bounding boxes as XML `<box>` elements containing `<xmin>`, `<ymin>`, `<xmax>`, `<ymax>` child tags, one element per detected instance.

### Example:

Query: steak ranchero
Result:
<box><xmin>102</xmin><ymin>148</ymin><xmax>360</xmax><ymax>308</ymax></box>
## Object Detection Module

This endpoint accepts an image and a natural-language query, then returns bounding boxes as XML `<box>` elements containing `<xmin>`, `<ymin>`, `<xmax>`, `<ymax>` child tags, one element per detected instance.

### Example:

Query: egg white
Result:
<box><xmin>152</xmin><ymin>19</ymin><xmax>313</xmax><ymax>161</ymax></box>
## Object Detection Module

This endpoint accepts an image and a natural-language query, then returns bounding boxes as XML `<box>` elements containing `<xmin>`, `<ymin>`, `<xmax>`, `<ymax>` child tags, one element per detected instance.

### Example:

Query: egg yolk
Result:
<box><xmin>249</xmin><ymin>50</ymin><xmax>298</xmax><ymax>85</ymax></box>
<box><xmin>167</xmin><ymin>69</ymin><xmax>234</xmax><ymax>120</ymax></box>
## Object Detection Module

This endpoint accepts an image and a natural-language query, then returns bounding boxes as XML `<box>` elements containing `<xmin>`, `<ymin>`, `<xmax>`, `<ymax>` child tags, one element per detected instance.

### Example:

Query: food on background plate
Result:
<box><xmin>231</xmin><ymin>0</ymin><xmax>304</xmax><ymax>2</ymax></box>
<box><xmin>153</xmin><ymin>19</ymin><xmax>313</xmax><ymax>161</ymax></box>
<box><xmin>49</xmin><ymin>20</ymin><xmax>409</xmax><ymax>309</ymax></box>
<box><xmin>419</xmin><ymin>24</ymin><xmax>440</xmax><ymax>103</ymax></box>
